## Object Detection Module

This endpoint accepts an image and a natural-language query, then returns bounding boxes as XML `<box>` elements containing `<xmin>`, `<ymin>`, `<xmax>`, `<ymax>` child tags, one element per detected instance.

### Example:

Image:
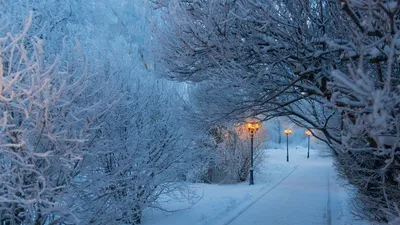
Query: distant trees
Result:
<box><xmin>273</xmin><ymin>119</ymin><xmax>282</xmax><ymax>144</ymax></box>
<box><xmin>155</xmin><ymin>0</ymin><xmax>400</xmax><ymax>223</ymax></box>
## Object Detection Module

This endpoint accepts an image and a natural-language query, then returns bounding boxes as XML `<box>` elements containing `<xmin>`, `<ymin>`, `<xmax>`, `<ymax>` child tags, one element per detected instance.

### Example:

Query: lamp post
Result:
<box><xmin>284</xmin><ymin>129</ymin><xmax>292</xmax><ymax>162</ymax></box>
<box><xmin>247</xmin><ymin>121</ymin><xmax>260</xmax><ymax>185</ymax></box>
<box><xmin>305</xmin><ymin>130</ymin><xmax>311</xmax><ymax>158</ymax></box>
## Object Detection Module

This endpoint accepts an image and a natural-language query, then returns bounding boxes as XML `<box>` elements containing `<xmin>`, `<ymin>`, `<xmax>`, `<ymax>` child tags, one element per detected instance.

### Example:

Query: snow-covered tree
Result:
<box><xmin>68</xmin><ymin>76</ymin><xmax>208</xmax><ymax>224</ymax></box>
<box><xmin>153</xmin><ymin>0</ymin><xmax>346</xmax><ymax>143</ymax></box>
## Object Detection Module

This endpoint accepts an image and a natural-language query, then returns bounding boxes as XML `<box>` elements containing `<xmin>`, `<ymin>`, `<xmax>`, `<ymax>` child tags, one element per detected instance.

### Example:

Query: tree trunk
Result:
<box><xmin>132</xmin><ymin>205</ymin><xmax>142</xmax><ymax>225</ymax></box>
<box><xmin>278</xmin><ymin>125</ymin><xmax>281</xmax><ymax>144</ymax></box>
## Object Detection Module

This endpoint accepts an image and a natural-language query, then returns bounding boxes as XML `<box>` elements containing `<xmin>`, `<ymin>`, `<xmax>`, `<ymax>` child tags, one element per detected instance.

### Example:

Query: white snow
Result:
<box><xmin>143</xmin><ymin>145</ymin><xmax>370</xmax><ymax>225</ymax></box>
<box><xmin>369</xmin><ymin>47</ymin><xmax>381</xmax><ymax>58</ymax></box>
<box><xmin>384</xmin><ymin>1</ymin><xmax>398</xmax><ymax>13</ymax></box>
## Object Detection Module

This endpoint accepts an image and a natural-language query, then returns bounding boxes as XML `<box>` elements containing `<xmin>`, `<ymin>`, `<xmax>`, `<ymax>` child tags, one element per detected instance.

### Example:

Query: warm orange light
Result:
<box><xmin>305</xmin><ymin>130</ymin><xmax>312</xmax><ymax>136</ymax></box>
<box><xmin>247</xmin><ymin>121</ymin><xmax>261</xmax><ymax>131</ymax></box>
<box><xmin>284</xmin><ymin>129</ymin><xmax>292</xmax><ymax>135</ymax></box>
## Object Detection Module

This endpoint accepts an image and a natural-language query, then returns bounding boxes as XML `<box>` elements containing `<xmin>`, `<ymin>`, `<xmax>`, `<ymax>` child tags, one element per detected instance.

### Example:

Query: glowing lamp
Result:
<box><xmin>247</xmin><ymin>121</ymin><xmax>261</xmax><ymax>131</ymax></box>
<box><xmin>305</xmin><ymin>130</ymin><xmax>311</xmax><ymax>158</ymax></box>
<box><xmin>246</xmin><ymin>120</ymin><xmax>260</xmax><ymax>185</ymax></box>
<box><xmin>284</xmin><ymin>129</ymin><xmax>292</xmax><ymax>135</ymax></box>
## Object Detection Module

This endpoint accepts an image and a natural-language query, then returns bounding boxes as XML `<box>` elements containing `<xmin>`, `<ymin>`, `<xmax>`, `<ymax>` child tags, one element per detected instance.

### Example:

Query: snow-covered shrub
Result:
<box><xmin>329</xmin><ymin>61</ymin><xmax>400</xmax><ymax>223</ymax></box>
<box><xmin>0</xmin><ymin>13</ymin><xmax>100</xmax><ymax>224</ymax></box>
<box><xmin>69</xmin><ymin>77</ymin><xmax>212</xmax><ymax>225</ymax></box>
<box><xmin>206</xmin><ymin>124</ymin><xmax>265</xmax><ymax>183</ymax></box>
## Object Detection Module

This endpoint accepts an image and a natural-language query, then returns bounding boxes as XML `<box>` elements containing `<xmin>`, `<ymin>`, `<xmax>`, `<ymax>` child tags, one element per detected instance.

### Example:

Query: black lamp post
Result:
<box><xmin>284</xmin><ymin>129</ymin><xmax>292</xmax><ymax>162</ymax></box>
<box><xmin>305</xmin><ymin>130</ymin><xmax>311</xmax><ymax>158</ymax></box>
<box><xmin>247</xmin><ymin>121</ymin><xmax>260</xmax><ymax>185</ymax></box>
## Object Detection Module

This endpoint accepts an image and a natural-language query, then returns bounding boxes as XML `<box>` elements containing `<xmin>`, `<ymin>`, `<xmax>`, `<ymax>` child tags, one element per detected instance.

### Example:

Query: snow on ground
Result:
<box><xmin>143</xmin><ymin>145</ymin><xmax>370</xmax><ymax>225</ymax></box>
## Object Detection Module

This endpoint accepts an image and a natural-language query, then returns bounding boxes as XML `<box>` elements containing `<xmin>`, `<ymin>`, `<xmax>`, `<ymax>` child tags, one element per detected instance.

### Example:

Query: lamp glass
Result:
<box><xmin>247</xmin><ymin>121</ymin><xmax>261</xmax><ymax>131</ymax></box>
<box><xmin>284</xmin><ymin>129</ymin><xmax>292</xmax><ymax>135</ymax></box>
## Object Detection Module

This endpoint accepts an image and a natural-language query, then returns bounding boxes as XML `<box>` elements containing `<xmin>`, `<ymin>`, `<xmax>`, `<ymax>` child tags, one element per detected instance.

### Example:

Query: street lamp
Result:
<box><xmin>305</xmin><ymin>130</ymin><xmax>312</xmax><ymax>158</ymax></box>
<box><xmin>284</xmin><ymin>129</ymin><xmax>292</xmax><ymax>162</ymax></box>
<box><xmin>247</xmin><ymin>121</ymin><xmax>260</xmax><ymax>185</ymax></box>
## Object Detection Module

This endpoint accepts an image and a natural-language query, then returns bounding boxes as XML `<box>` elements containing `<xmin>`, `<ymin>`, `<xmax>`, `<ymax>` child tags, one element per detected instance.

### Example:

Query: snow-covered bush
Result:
<box><xmin>205</xmin><ymin>124</ymin><xmax>265</xmax><ymax>183</ymax></box>
<box><xmin>329</xmin><ymin>47</ymin><xmax>400</xmax><ymax>224</ymax></box>
<box><xmin>0</xmin><ymin>13</ymin><xmax>100</xmax><ymax>224</ymax></box>
<box><xmin>69</xmin><ymin>76</ymin><xmax>211</xmax><ymax>224</ymax></box>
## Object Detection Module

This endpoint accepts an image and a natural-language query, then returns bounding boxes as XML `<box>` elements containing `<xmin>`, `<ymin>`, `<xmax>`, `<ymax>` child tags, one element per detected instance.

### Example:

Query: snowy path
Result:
<box><xmin>224</xmin><ymin>155</ymin><xmax>333</xmax><ymax>225</ymax></box>
<box><xmin>143</xmin><ymin>147</ymin><xmax>369</xmax><ymax>225</ymax></box>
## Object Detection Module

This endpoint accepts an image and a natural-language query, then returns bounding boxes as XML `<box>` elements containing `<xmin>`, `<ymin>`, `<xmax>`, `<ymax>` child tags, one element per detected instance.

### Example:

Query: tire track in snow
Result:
<box><xmin>327</xmin><ymin>169</ymin><xmax>332</xmax><ymax>225</ymax></box>
<box><xmin>222</xmin><ymin>165</ymin><xmax>299</xmax><ymax>225</ymax></box>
